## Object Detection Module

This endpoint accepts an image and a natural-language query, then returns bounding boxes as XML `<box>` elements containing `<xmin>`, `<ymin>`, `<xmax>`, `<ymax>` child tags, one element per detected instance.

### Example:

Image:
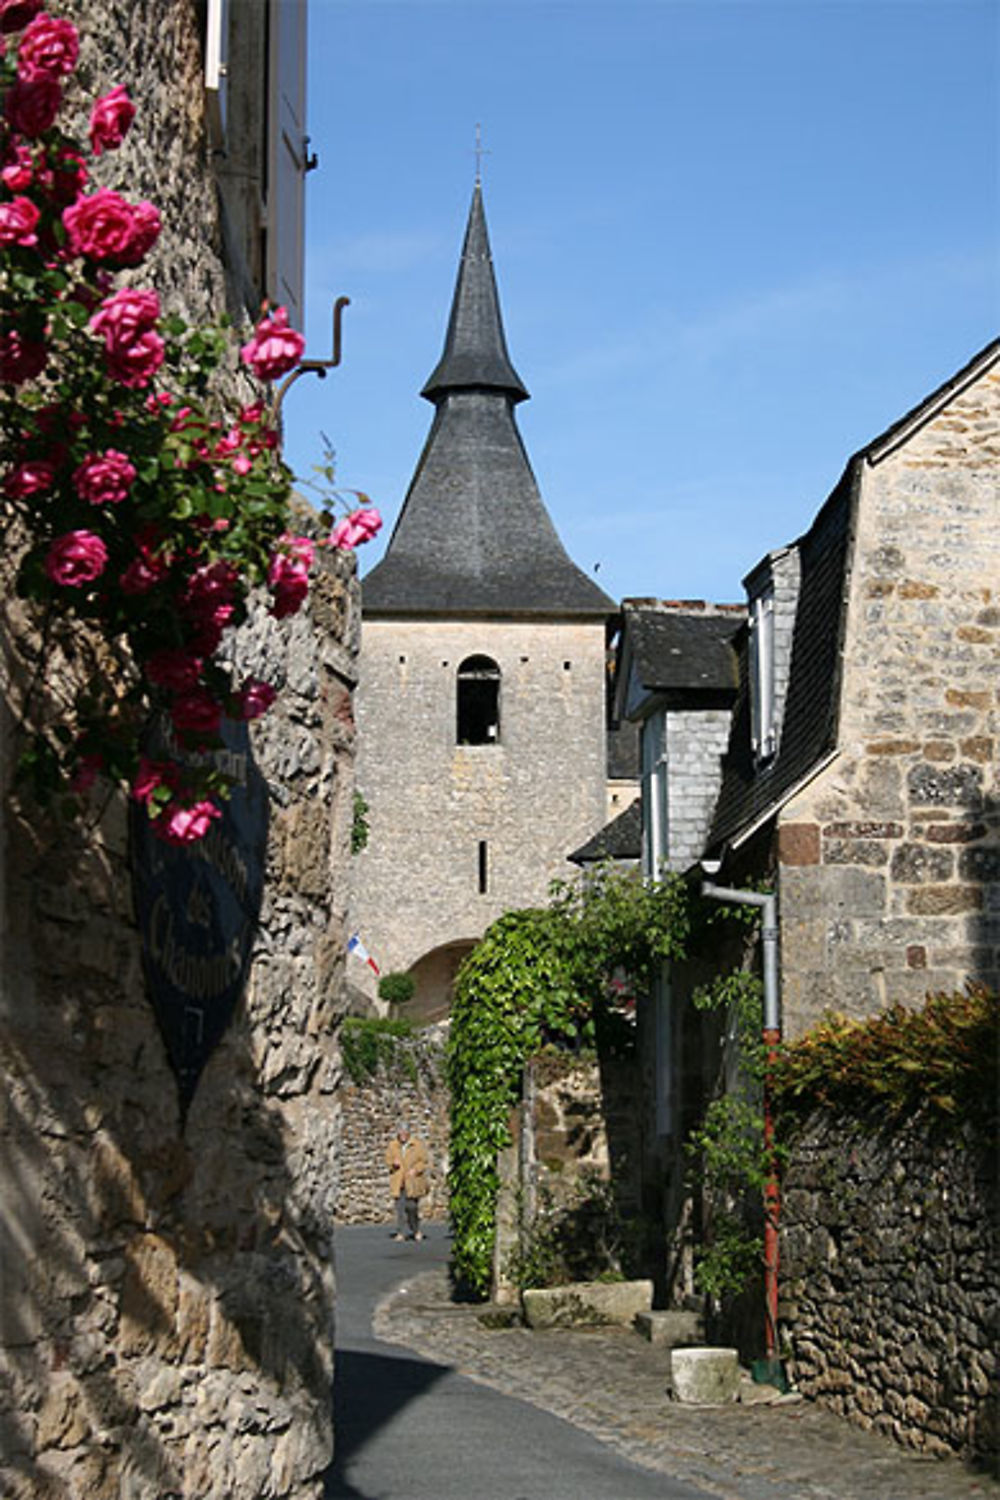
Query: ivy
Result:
<box><xmin>351</xmin><ymin>790</ymin><xmax>370</xmax><ymax>855</ymax></box>
<box><xmin>447</xmin><ymin>867</ymin><xmax>693</xmax><ymax>1297</ymax></box>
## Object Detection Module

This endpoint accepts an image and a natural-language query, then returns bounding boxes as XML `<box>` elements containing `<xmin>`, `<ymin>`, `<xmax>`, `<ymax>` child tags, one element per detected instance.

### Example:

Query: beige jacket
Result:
<box><xmin>385</xmin><ymin>1136</ymin><xmax>429</xmax><ymax>1199</ymax></box>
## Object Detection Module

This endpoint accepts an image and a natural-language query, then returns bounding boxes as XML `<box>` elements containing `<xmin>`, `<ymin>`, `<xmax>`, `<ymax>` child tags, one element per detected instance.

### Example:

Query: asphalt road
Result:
<box><xmin>326</xmin><ymin>1221</ymin><xmax>713</xmax><ymax>1500</ymax></box>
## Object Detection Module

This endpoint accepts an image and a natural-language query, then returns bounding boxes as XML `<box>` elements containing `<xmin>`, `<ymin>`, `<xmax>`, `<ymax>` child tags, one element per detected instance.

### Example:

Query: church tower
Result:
<box><xmin>351</xmin><ymin>181</ymin><xmax>613</xmax><ymax>1020</ymax></box>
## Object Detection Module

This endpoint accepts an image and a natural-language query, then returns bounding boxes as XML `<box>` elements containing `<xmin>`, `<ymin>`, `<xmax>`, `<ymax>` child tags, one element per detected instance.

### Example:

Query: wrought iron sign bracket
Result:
<box><xmin>272</xmin><ymin>296</ymin><xmax>350</xmax><ymax>421</ymax></box>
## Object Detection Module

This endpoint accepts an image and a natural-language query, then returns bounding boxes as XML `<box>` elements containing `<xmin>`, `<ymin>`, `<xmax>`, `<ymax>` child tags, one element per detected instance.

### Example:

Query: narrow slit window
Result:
<box><xmin>457</xmin><ymin>655</ymin><xmax>501</xmax><ymax>744</ymax></box>
<box><xmin>478</xmin><ymin>840</ymin><xmax>488</xmax><ymax>894</ymax></box>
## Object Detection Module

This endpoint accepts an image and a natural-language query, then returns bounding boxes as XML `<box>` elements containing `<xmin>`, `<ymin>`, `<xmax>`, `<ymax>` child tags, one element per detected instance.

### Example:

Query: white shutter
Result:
<box><xmin>204</xmin><ymin>0</ymin><xmax>229</xmax><ymax>147</ymax></box>
<box><xmin>267</xmin><ymin>0</ymin><xmax>307</xmax><ymax>329</ymax></box>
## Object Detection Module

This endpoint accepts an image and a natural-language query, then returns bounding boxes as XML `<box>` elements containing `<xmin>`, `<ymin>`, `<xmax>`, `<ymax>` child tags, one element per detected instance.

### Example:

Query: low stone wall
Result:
<box><xmin>336</xmin><ymin>1030</ymin><xmax>451</xmax><ymax>1224</ymax></box>
<box><xmin>781</xmin><ymin>1111</ymin><xmax>998</xmax><ymax>1465</ymax></box>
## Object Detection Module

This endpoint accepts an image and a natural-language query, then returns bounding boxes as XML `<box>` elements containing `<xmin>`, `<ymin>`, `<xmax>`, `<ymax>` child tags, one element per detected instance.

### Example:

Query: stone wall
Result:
<box><xmin>1</xmin><ymin>4</ymin><xmax>362</xmax><ymax>1494</ymax></box>
<box><xmin>336</xmin><ymin>1029</ymin><xmax>451</xmax><ymax>1224</ymax></box>
<box><xmin>778</xmin><ymin>354</ymin><xmax>1000</xmax><ymax>1036</ymax></box>
<box><xmin>664</xmin><ymin>708</ymin><xmax>734</xmax><ymax>873</ymax></box>
<box><xmin>781</xmin><ymin>1112</ymin><xmax>998</xmax><ymax>1465</ymax></box>
<box><xmin>352</xmin><ymin>617</ymin><xmax>609</xmax><ymax>1013</ymax></box>
<box><xmin>0</xmin><ymin>552</ymin><xmax>359</xmax><ymax>1500</ymax></box>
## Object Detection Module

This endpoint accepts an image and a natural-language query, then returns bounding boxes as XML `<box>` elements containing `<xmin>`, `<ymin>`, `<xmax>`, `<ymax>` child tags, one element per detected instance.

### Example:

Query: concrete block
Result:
<box><xmin>634</xmin><ymin>1309</ymin><xmax>703</xmax><ymax>1347</ymax></box>
<box><xmin>670</xmin><ymin>1346</ymin><xmax>740</xmax><ymax>1405</ymax></box>
<box><xmin>522</xmin><ymin>1279</ymin><xmax>653</xmax><ymax>1329</ymax></box>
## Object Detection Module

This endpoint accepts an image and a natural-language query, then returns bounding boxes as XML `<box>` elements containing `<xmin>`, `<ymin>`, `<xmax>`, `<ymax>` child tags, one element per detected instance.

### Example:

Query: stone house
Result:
<box><xmin>351</xmin><ymin>180</ymin><xmax>616</xmax><ymax>1022</ymax></box>
<box><xmin>1</xmin><ymin>5</ymin><xmax>358</xmax><ymax>1498</ymax></box>
<box><xmin>608</xmin><ymin>339</ymin><xmax>999</xmax><ymax>1306</ymax></box>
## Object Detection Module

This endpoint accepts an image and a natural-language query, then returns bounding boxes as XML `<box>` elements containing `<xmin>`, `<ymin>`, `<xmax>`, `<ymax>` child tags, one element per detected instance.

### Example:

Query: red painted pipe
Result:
<box><xmin>763</xmin><ymin>1025</ymin><xmax>781</xmax><ymax>1360</ymax></box>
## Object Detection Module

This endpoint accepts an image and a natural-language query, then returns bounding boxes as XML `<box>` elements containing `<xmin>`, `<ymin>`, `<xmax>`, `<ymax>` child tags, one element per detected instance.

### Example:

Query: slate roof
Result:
<box><xmin>619</xmin><ymin>605</ymin><xmax>744</xmax><ymax>715</ymax></box>
<box><xmin>707</xmin><ymin>335</ymin><xmax>1000</xmax><ymax>855</ymax></box>
<box><xmin>568</xmin><ymin>798</ymin><xmax>642</xmax><ymax>865</ymax></box>
<box><xmin>362</xmin><ymin>184</ymin><xmax>614</xmax><ymax>620</ymax></box>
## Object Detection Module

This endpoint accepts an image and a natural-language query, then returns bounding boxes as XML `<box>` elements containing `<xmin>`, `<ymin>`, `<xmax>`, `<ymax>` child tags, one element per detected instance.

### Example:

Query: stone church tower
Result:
<box><xmin>351</xmin><ymin>181</ymin><xmax>613</xmax><ymax>1019</ymax></box>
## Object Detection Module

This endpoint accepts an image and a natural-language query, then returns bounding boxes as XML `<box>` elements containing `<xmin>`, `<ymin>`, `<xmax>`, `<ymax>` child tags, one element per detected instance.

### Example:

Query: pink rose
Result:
<box><xmin>154</xmin><ymin>797</ymin><xmax>221</xmax><ymax>846</ymax></box>
<box><xmin>144</xmin><ymin>648</ymin><xmax>203</xmax><ymax>693</ymax></box>
<box><xmin>0</xmin><ymin>195</ymin><xmax>39</xmax><ymax>246</ymax></box>
<box><xmin>4</xmin><ymin>457</ymin><xmax>55</xmax><ymax>499</ymax></box>
<box><xmin>170</xmin><ymin>688</ymin><xmax>223</xmax><ymax>737</ymax></box>
<box><xmin>0</xmin><ymin>328</ymin><xmax>47</xmax><ymax>383</ymax></box>
<box><xmin>45</xmin><ymin>529</ymin><xmax>108</xmax><ymax>587</ymax></box>
<box><xmin>88</xmin><ymin>85</ymin><xmax>134</xmax><ymax>155</ymax></box>
<box><xmin>1</xmin><ymin>143</ymin><xmax>34</xmax><ymax>191</ymax></box>
<box><xmin>17</xmin><ymin>13</ymin><xmax>78</xmax><ymax>80</ymax></box>
<box><xmin>267</xmin><ymin>551</ymin><xmax>309</xmax><ymax>620</ymax></box>
<box><xmin>329</xmin><ymin>506</ymin><xmax>383</xmax><ymax>550</ymax></box>
<box><xmin>231</xmin><ymin>452</ymin><xmax>252</xmax><ymax>476</ymax></box>
<box><xmin>120</xmin><ymin>552</ymin><xmax>167</xmax><ymax>595</ymax></box>
<box><xmin>0</xmin><ymin>0</ymin><xmax>42</xmax><ymax>34</ymax></box>
<box><xmin>180</xmin><ymin>558</ymin><xmax>238</xmax><ymax>615</ymax></box>
<box><xmin>236</xmin><ymin>678</ymin><xmax>277</xmax><ymax>720</ymax></box>
<box><xmin>90</xmin><ymin>286</ymin><xmax>159</xmax><ymax>342</ymax></box>
<box><xmin>4</xmin><ymin>75</ymin><xmax>60</xmax><ymax>136</ymax></box>
<box><xmin>131</xmin><ymin>756</ymin><xmax>178</xmax><ymax>805</ymax></box>
<box><xmin>73</xmin><ymin>449</ymin><xmax>136</xmax><ymax>506</ymax></box>
<box><xmin>240</xmin><ymin>305</ymin><xmax>305</xmax><ymax>381</ymax></box>
<box><xmin>63</xmin><ymin>188</ymin><xmax>161</xmax><ymax>265</ymax></box>
<box><xmin>104</xmin><ymin>328</ymin><xmax>165</xmax><ymax>388</ymax></box>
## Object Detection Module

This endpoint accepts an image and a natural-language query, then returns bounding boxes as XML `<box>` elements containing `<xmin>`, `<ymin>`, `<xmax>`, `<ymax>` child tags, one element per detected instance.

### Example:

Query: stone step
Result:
<box><xmin>633</xmin><ymin>1309</ymin><xmax>705</xmax><ymax>1347</ymax></box>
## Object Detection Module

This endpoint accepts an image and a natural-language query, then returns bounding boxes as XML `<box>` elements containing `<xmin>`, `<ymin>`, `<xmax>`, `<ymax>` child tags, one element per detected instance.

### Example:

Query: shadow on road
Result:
<box><xmin>325</xmin><ymin>1347</ymin><xmax>452</xmax><ymax>1498</ymax></box>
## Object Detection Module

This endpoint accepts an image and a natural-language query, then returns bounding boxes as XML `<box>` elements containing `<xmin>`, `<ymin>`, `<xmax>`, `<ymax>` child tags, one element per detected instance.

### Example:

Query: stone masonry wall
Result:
<box><xmin>352</xmin><ymin>618</ymin><xmax>609</xmax><ymax>1008</ymax></box>
<box><xmin>336</xmin><ymin>1030</ymin><xmax>451</xmax><ymax>1223</ymax></box>
<box><xmin>1</xmin><ymin>5</ymin><xmax>360</xmax><ymax>1494</ymax></box>
<box><xmin>781</xmin><ymin>1112</ymin><xmax>998</xmax><ymax>1464</ymax></box>
<box><xmin>778</xmin><ymin>356</ymin><xmax>1000</xmax><ymax>1035</ymax></box>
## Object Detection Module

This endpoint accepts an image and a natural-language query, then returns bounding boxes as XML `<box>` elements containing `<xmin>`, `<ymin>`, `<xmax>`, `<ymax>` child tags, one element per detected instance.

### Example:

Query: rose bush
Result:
<box><xmin>0</xmin><ymin>5</ymin><xmax>382</xmax><ymax>842</ymax></box>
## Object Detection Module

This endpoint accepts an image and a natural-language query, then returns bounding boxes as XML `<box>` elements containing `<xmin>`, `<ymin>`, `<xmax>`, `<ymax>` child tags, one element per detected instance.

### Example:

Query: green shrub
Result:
<box><xmin>340</xmin><ymin>1016</ymin><xmax>415</xmax><ymax>1085</ymax></box>
<box><xmin>378</xmin><ymin>971</ymin><xmax>416</xmax><ymax>1006</ymax></box>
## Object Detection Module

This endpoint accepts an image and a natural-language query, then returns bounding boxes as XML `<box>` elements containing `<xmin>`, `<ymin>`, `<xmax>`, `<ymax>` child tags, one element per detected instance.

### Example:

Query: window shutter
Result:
<box><xmin>267</xmin><ymin>0</ymin><xmax>307</xmax><ymax>328</ymax></box>
<box><xmin>204</xmin><ymin>0</ymin><xmax>229</xmax><ymax>147</ymax></box>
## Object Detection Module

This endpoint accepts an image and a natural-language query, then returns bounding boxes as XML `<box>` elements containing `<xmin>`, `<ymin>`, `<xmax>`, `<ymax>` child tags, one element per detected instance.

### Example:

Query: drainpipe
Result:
<box><xmin>700</xmin><ymin>877</ymin><xmax>781</xmax><ymax>1363</ymax></box>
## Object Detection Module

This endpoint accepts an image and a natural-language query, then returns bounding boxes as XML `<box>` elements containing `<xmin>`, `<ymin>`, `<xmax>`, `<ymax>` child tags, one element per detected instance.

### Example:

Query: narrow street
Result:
<box><xmin>326</xmin><ymin>1222</ymin><xmax>710</xmax><ymax>1500</ymax></box>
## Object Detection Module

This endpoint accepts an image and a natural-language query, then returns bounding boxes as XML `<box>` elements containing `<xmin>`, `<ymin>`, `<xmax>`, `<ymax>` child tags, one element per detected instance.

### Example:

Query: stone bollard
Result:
<box><xmin>670</xmin><ymin>1346</ymin><xmax>740</xmax><ymax>1405</ymax></box>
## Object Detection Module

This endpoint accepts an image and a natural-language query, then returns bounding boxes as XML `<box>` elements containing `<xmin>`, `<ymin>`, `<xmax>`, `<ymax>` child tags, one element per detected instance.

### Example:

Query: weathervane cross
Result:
<box><xmin>474</xmin><ymin>122</ymin><xmax>490</xmax><ymax>182</ymax></box>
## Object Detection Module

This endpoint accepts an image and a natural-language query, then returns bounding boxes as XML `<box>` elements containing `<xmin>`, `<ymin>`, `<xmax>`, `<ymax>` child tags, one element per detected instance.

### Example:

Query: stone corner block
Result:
<box><xmin>521</xmin><ymin>1279</ymin><xmax>653</xmax><ymax>1329</ymax></box>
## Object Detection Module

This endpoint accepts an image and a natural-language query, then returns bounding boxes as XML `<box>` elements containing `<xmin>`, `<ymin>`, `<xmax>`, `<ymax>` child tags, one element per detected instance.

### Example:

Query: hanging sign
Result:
<box><xmin>130</xmin><ymin>715</ymin><xmax>269</xmax><ymax>1116</ymax></box>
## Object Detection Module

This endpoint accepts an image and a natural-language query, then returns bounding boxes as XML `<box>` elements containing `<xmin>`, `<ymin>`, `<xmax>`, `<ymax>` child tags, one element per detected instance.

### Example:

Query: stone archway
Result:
<box><xmin>401</xmin><ymin>939</ymin><xmax>478</xmax><ymax>1024</ymax></box>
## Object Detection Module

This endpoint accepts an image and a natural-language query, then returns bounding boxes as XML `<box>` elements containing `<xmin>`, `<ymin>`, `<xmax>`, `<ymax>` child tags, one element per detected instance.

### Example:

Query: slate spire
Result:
<box><xmin>362</xmin><ymin>184</ymin><xmax>613</xmax><ymax>619</ymax></box>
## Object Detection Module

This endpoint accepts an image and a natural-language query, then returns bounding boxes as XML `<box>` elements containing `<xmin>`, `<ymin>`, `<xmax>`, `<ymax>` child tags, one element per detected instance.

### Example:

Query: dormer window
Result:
<box><xmin>457</xmin><ymin>656</ymin><xmax>500</xmax><ymax>744</ymax></box>
<box><xmin>749</xmin><ymin>586</ymin><xmax>776</xmax><ymax>761</ymax></box>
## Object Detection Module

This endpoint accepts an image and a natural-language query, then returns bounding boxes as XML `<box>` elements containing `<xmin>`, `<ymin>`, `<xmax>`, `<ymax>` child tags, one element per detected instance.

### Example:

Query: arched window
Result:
<box><xmin>457</xmin><ymin>655</ymin><xmax>500</xmax><ymax>744</ymax></box>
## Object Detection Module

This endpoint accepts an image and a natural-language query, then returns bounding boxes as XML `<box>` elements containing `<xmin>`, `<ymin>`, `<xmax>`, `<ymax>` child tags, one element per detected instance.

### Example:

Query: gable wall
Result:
<box><xmin>352</xmin><ymin>617</ymin><xmax>608</xmax><ymax>995</ymax></box>
<box><xmin>777</xmin><ymin>360</ymin><xmax>1000</xmax><ymax>1035</ymax></box>
<box><xmin>664</xmin><ymin>708</ymin><xmax>734</xmax><ymax>871</ymax></box>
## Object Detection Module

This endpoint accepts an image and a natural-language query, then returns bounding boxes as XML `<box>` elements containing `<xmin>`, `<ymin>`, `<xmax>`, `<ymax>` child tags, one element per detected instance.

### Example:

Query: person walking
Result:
<box><xmin>385</xmin><ymin>1124</ymin><xmax>429</xmax><ymax>1241</ymax></box>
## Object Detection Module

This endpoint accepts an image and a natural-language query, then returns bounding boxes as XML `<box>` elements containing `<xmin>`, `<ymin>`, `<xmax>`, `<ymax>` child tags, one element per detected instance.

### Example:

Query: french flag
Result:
<box><xmin>347</xmin><ymin>933</ymin><xmax>380</xmax><ymax>975</ymax></box>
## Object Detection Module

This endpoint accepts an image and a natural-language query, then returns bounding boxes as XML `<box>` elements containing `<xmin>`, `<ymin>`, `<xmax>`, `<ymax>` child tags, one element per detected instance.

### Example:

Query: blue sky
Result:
<box><xmin>283</xmin><ymin>0</ymin><xmax>999</xmax><ymax>608</ymax></box>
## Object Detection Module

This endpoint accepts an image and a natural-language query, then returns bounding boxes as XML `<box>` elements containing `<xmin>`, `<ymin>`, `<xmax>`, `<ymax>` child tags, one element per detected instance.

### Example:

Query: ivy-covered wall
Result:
<box><xmin>781</xmin><ymin>1112</ymin><xmax>998</xmax><ymax>1465</ymax></box>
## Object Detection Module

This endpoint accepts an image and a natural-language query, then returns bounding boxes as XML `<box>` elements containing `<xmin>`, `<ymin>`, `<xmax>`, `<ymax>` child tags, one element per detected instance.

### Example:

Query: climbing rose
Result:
<box><xmin>0</xmin><ymin>328</ymin><xmax>47</xmax><ymax>383</ymax></box>
<box><xmin>267</xmin><ymin>550</ymin><xmax>309</xmax><ymax>619</ymax></box>
<box><xmin>155</xmin><ymin>797</ymin><xmax>221</xmax><ymax>846</ymax></box>
<box><xmin>73</xmin><ymin>448</ymin><xmax>136</xmax><ymax>506</ymax></box>
<box><xmin>17</xmin><ymin>12</ymin><xmax>78</xmax><ymax>80</ymax></box>
<box><xmin>170</xmin><ymin>687</ymin><xmax>223</xmax><ymax>737</ymax></box>
<box><xmin>63</xmin><ymin>187</ymin><xmax>160</xmax><ymax>265</ymax></box>
<box><xmin>329</xmin><ymin>506</ymin><xmax>382</xmax><ymax>550</ymax></box>
<box><xmin>101</xmin><ymin>327</ymin><xmax>164</xmax><ymax>388</ymax></box>
<box><xmin>240</xmin><ymin>305</ymin><xmax>304</xmax><ymax>381</ymax></box>
<box><xmin>1</xmin><ymin>142</ymin><xmax>33</xmax><ymax>191</ymax></box>
<box><xmin>4</xmin><ymin>458</ymin><xmax>55</xmax><ymax>499</ymax></box>
<box><xmin>69</xmin><ymin>752</ymin><xmax>102</xmax><ymax>793</ymax></box>
<box><xmin>131</xmin><ymin>756</ymin><xmax>177</xmax><ymax>806</ymax></box>
<box><xmin>4</xmin><ymin>75</ymin><xmax>60</xmax><ymax>136</ymax></box>
<box><xmin>44</xmin><ymin>529</ymin><xmax>108</xmax><ymax>587</ymax></box>
<box><xmin>0</xmin><ymin>0</ymin><xmax>42</xmax><ymax>33</ymax></box>
<box><xmin>119</xmin><ymin>553</ymin><xmax>167</xmax><ymax>595</ymax></box>
<box><xmin>38</xmin><ymin>143</ymin><xmax>86</xmax><ymax>205</ymax></box>
<box><xmin>88</xmin><ymin>84</ymin><xmax>134</xmax><ymax>155</ymax></box>
<box><xmin>235</xmin><ymin>678</ymin><xmax>277</xmax><ymax>720</ymax></box>
<box><xmin>144</xmin><ymin>648</ymin><xmax>203</xmax><ymax>694</ymax></box>
<box><xmin>0</xmin><ymin>194</ymin><xmax>39</xmax><ymax>246</ymax></box>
